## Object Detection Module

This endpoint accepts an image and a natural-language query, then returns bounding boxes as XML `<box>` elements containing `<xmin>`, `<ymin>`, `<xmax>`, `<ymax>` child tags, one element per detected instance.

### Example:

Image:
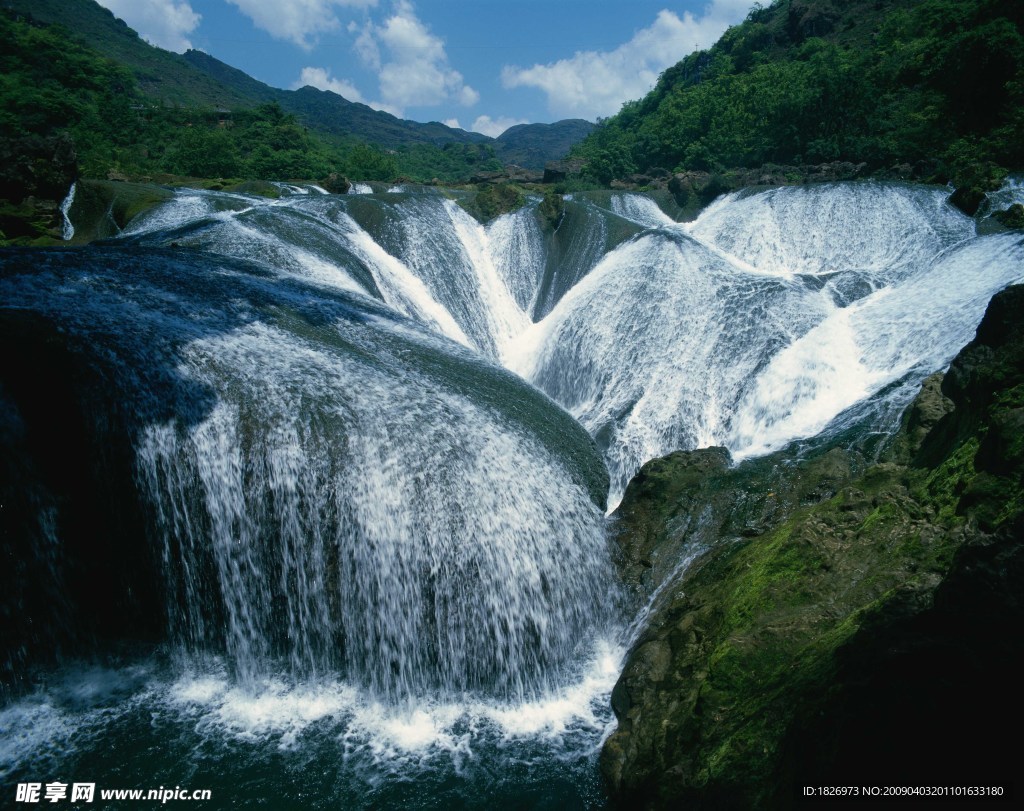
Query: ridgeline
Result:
<box><xmin>572</xmin><ymin>0</ymin><xmax>1024</xmax><ymax>212</ymax></box>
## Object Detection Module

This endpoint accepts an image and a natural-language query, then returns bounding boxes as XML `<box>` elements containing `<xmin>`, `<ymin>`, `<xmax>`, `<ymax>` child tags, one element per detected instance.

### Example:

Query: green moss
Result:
<box><xmin>915</xmin><ymin>436</ymin><xmax>979</xmax><ymax>523</ymax></box>
<box><xmin>457</xmin><ymin>183</ymin><xmax>526</xmax><ymax>223</ymax></box>
<box><xmin>223</xmin><ymin>179</ymin><xmax>280</xmax><ymax>198</ymax></box>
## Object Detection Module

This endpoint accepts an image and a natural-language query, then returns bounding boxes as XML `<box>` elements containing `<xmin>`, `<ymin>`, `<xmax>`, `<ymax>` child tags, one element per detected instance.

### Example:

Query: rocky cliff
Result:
<box><xmin>603</xmin><ymin>284</ymin><xmax>1024</xmax><ymax>807</ymax></box>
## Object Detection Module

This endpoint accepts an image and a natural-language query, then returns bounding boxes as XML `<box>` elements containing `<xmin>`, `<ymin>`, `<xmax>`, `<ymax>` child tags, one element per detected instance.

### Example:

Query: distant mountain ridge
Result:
<box><xmin>5</xmin><ymin>0</ymin><xmax>590</xmax><ymax>169</ymax></box>
<box><xmin>494</xmin><ymin>120</ymin><xmax>595</xmax><ymax>170</ymax></box>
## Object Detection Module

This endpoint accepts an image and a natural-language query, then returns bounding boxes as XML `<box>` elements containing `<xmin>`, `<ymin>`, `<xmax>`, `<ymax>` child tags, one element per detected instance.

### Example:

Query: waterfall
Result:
<box><xmin>4</xmin><ymin>177</ymin><xmax>1024</xmax><ymax>805</ymax></box>
<box><xmin>524</xmin><ymin>183</ymin><xmax>1024</xmax><ymax>507</ymax></box>
<box><xmin>111</xmin><ymin>181</ymin><xmax>1024</xmax><ymax>510</ymax></box>
<box><xmin>0</xmin><ymin>247</ymin><xmax>612</xmax><ymax>702</ymax></box>
<box><xmin>59</xmin><ymin>181</ymin><xmax>76</xmax><ymax>241</ymax></box>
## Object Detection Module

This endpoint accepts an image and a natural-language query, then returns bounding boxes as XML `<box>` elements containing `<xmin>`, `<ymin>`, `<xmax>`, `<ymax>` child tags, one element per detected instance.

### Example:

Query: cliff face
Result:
<box><xmin>603</xmin><ymin>285</ymin><xmax>1024</xmax><ymax>808</ymax></box>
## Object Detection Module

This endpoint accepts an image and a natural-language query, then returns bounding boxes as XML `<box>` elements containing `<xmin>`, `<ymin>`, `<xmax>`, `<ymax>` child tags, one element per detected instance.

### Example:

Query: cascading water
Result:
<box><xmin>3</xmin><ymin>177</ymin><xmax>1024</xmax><ymax>806</ymax></box>
<box><xmin>519</xmin><ymin>183</ymin><xmax>1024</xmax><ymax>507</ymax></box>
<box><xmin>0</xmin><ymin>244</ymin><xmax>618</xmax><ymax>807</ymax></box>
<box><xmin>59</xmin><ymin>181</ymin><xmax>76</xmax><ymax>241</ymax></box>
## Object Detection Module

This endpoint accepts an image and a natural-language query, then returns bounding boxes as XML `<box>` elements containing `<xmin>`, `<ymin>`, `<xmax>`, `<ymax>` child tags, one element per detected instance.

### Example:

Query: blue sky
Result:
<box><xmin>95</xmin><ymin>1</ymin><xmax>756</xmax><ymax>135</ymax></box>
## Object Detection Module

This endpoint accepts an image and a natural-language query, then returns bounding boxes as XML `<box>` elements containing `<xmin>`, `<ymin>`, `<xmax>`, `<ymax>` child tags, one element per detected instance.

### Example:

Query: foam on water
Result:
<box><xmin>112</xmin><ymin>182</ymin><xmax>1024</xmax><ymax>514</ymax></box>
<box><xmin>0</xmin><ymin>637</ymin><xmax>621</xmax><ymax>797</ymax></box>
<box><xmin>690</xmin><ymin>182</ymin><xmax>973</xmax><ymax>283</ymax></box>
<box><xmin>609</xmin><ymin>193</ymin><xmax>676</xmax><ymax>229</ymax></box>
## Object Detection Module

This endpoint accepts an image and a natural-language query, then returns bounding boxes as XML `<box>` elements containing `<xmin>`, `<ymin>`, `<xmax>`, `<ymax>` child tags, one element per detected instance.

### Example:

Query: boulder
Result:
<box><xmin>543</xmin><ymin>158</ymin><xmax>586</xmax><ymax>184</ymax></box>
<box><xmin>320</xmin><ymin>172</ymin><xmax>351</xmax><ymax>194</ymax></box>
<box><xmin>993</xmin><ymin>203</ymin><xmax>1024</xmax><ymax>229</ymax></box>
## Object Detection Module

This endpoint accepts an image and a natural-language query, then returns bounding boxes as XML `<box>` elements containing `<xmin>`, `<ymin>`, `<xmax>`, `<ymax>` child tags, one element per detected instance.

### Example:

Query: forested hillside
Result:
<box><xmin>574</xmin><ymin>0</ymin><xmax>1024</xmax><ymax>198</ymax></box>
<box><xmin>0</xmin><ymin>0</ymin><xmax>589</xmax><ymax>186</ymax></box>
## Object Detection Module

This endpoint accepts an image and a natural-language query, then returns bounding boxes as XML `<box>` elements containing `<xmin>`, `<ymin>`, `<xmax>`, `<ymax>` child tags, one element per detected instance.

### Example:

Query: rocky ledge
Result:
<box><xmin>603</xmin><ymin>285</ymin><xmax>1024</xmax><ymax>808</ymax></box>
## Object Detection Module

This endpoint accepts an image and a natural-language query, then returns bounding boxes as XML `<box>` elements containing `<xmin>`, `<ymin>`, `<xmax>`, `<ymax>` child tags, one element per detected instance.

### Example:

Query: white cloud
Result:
<box><xmin>227</xmin><ymin>0</ymin><xmax>378</xmax><ymax>50</ymax></box>
<box><xmin>443</xmin><ymin>118</ymin><xmax>463</xmax><ymax>130</ymax></box>
<box><xmin>501</xmin><ymin>0</ymin><xmax>754</xmax><ymax>120</ymax></box>
<box><xmin>470</xmin><ymin>115</ymin><xmax>529</xmax><ymax>138</ymax></box>
<box><xmin>294</xmin><ymin>67</ymin><xmax>364</xmax><ymax>102</ymax></box>
<box><xmin>96</xmin><ymin>0</ymin><xmax>200</xmax><ymax>53</ymax></box>
<box><xmin>354</xmin><ymin>1</ymin><xmax>478</xmax><ymax>117</ymax></box>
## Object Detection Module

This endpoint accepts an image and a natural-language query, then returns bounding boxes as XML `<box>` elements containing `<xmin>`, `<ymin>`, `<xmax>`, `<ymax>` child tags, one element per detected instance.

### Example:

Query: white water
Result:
<box><xmin>110</xmin><ymin>181</ymin><xmax>1024</xmax><ymax>510</ymax></box>
<box><xmin>59</xmin><ymin>181</ymin><xmax>76</xmax><ymax>241</ymax></box>
<box><xmin>0</xmin><ymin>241</ymin><xmax>619</xmax><ymax>800</ymax></box>
<box><xmin>13</xmin><ymin>179</ymin><xmax>1022</xmax><ymax>798</ymax></box>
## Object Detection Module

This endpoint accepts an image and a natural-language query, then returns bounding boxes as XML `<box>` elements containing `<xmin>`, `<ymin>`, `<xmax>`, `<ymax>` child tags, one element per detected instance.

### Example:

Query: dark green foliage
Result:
<box><xmin>994</xmin><ymin>202</ymin><xmax>1024</xmax><ymax>228</ymax></box>
<box><xmin>0</xmin><ymin>11</ymin><xmax>399</xmax><ymax>185</ymax></box>
<box><xmin>0</xmin><ymin>3</ymin><xmax>529</xmax><ymax>187</ymax></box>
<box><xmin>574</xmin><ymin>0</ymin><xmax>1024</xmax><ymax>185</ymax></box>
<box><xmin>458</xmin><ymin>184</ymin><xmax>526</xmax><ymax>223</ymax></box>
<box><xmin>538</xmin><ymin>190</ymin><xmax>565</xmax><ymax>230</ymax></box>
<box><xmin>393</xmin><ymin>142</ymin><xmax>502</xmax><ymax>182</ymax></box>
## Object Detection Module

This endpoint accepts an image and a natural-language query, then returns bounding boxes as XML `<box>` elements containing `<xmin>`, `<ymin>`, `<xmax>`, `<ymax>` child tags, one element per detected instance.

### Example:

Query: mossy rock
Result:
<box><xmin>993</xmin><ymin>203</ymin><xmax>1024</xmax><ymax>229</ymax></box>
<box><xmin>458</xmin><ymin>183</ymin><xmax>526</xmax><ymax>223</ymax></box>
<box><xmin>604</xmin><ymin>285</ymin><xmax>1024</xmax><ymax>808</ymax></box>
<box><xmin>67</xmin><ymin>180</ymin><xmax>173</xmax><ymax>244</ymax></box>
<box><xmin>222</xmin><ymin>179</ymin><xmax>281</xmax><ymax>198</ymax></box>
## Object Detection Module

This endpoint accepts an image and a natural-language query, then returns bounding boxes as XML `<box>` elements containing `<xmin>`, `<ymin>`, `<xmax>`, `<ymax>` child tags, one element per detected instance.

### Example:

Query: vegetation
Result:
<box><xmin>604</xmin><ymin>285</ymin><xmax>1024</xmax><ymax>807</ymax></box>
<box><xmin>573</xmin><ymin>0</ymin><xmax>1024</xmax><ymax>192</ymax></box>
<box><xmin>3</xmin><ymin>0</ymin><xmax>590</xmax><ymax>193</ymax></box>
<box><xmin>492</xmin><ymin>120</ymin><xmax>595</xmax><ymax>170</ymax></box>
<box><xmin>457</xmin><ymin>183</ymin><xmax>526</xmax><ymax>223</ymax></box>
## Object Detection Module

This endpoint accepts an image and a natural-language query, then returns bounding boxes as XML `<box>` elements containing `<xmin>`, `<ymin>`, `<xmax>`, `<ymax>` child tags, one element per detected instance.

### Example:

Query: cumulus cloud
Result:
<box><xmin>502</xmin><ymin>0</ymin><xmax>753</xmax><ymax>120</ymax></box>
<box><xmin>354</xmin><ymin>1</ymin><xmax>478</xmax><ymax>117</ymax></box>
<box><xmin>227</xmin><ymin>0</ymin><xmax>378</xmax><ymax>50</ymax></box>
<box><xmin>96</xmin><ymin>0</ymin><xmax>200</xmax><ymax>53</ymax></box>
<box><xmin>443</xmin><ymin>118</ymin><xmax>463</xmax><ymax>130</ymax></box>
<box><xmin>470</xmin><ymin>115</ymin><xmax>529</xmax><ymax>138</ymax></box>
<box><xmin>294</xmin><ymin>67</ymin><xmax>365</xmax><ymax>102</ymax></box>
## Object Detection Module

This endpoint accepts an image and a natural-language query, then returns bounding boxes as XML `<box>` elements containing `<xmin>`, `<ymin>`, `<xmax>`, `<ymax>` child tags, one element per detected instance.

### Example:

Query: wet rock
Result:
<box><xmin>0</xmin><ymin>132</ymin><xmax>77</xmax><ymax>242</ymax></box>
<box><xmin>543</xmin><ymin>158</ymin><xmax>586</xmax><ymax>184</ymax></box>
<box><xmin>320</xmin><ymin>172</ymin><xmax>351</xmax><ymax>194</ymax></box>
<box><xmin>604</xmin><ymin>285</ymin><xmax>1024</xmax><ymax>807</ymax></box>
<box><xmin>993</xmin><ymin>202</ymin><xmax>1024</xmax><ymax>229</ymax></box>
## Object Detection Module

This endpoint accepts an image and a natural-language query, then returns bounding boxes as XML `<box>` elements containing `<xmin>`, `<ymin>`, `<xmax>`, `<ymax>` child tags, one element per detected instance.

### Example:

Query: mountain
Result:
<box><xmin>1</xmin><ymin>0</ymin><xmax>256</xmax><ymax>108</ymax></box>
<box><xmin>574</xmin><ymin>0</ymin><xmax>1024</xmax><ymax>197</ymax></box>
<box><xmin>493</xmin><ymin>120</ymin><xmax>595</xmax><ymax>170</ymax></box>
<box><xmin>4</xmin><ymin>0</ymin><xmax>590</xmax><ymax>168</ymax></box>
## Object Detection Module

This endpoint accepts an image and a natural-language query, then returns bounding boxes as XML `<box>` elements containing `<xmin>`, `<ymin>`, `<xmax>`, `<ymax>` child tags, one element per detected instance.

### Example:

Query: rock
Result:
<box><xmin>884</xmin><ymin>372</ymin><xmax>954</xmax><ymax>463</ymax></box>
<box><xmin>505</xmin><ymin>165</ymin><xmax>544</xmax><ymax>184</ymax></box>
<box><xmin>320</xmin><ymin>172</ymin><xmax>351</xmax><ymax>194</ymax></box>
<box><xmin>457</xmin><ymin>183</ymin><xmax>526</xmax><ymax>223</ymax></box>
<box><xmin>603</xmin><ymin>286</ymin><xmax>1024</xmax><ymax>807</ymax></box>
<box><xmin>64</xmin><ymin>179</ymin><xmax>173</xmax><ymax>244</ymax></box>
<box><xmin>468</xmin><ymin>170</ymin><xmax>507</xmax><ymax>184</ymax></box>
<box><xmin>0</xmin><ymin>132</ymin><xmax>77</xmax><ymax>242</ymax></box>
<box><xmin>993</xmin><ymin>203</ymin><xmax>1024</xmax><ymax>229</ymax></box>
<box><xmin>223</xmin><ymin>179</ymin><xmax>280</xmax><ymax>198</ymax></box>
<box><xmin>538</xmin><ymin>190</ymin><xmax>564</xmax><ymax>231</ymax></box>
<box><xmin>949</xmin><ymin>185</ymin><xmax>987</xmax><ymax>216</ymax></box>
<box><xmin>542</xmin><ymin>158</ymin><xmax>586</xmax><ymax>184</ymax></box>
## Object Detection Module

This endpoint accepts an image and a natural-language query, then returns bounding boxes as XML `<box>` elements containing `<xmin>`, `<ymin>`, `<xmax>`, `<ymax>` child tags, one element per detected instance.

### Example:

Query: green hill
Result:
<box><xmin>493</xmin><ymin>120</ymin><xmax>595</xmax><ymax>170</ymax></box>
<box><xmin>1</xmin><ymin>0</ymin><xmax>258</xmax><ymax>108</ymax></box>
<box><xmin>574</xmin><ymin>0</ymin><xmax>1024</xmax><ymax>198</ymax></box>
<box><xmin>0</xmin><ymin>0</ymin><xmax>596</xmax><ymax>241</ymax></box>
